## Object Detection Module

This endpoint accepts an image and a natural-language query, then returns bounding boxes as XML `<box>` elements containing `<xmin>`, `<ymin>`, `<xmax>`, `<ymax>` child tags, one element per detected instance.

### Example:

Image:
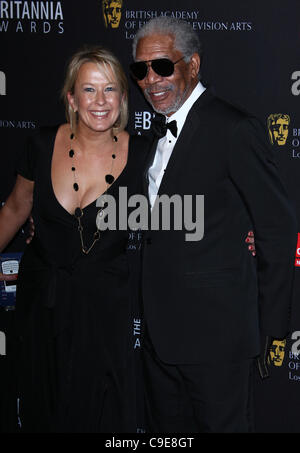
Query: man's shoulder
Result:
<box><xmin>189</xmin><ymin>88</ymin><xmax>266</xmax><ymax>143</ymax></box>
<box><xmin>193</xmin><ymin>87</ymin><xmax>251</xmax><ymax>124</ymax></box>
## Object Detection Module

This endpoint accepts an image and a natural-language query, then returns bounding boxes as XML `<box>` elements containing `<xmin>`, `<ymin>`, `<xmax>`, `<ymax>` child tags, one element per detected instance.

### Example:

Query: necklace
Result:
<box><xmin>69</xmin><ymin>132</ymin><xmax>117</xmax><ymax>254</ymax></box>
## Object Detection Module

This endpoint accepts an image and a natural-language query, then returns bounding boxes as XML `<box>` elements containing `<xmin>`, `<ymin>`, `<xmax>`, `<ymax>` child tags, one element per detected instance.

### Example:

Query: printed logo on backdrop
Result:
<box><xmin>267</xmin><ymin>114</ymin><xmax>290</xmax><ymax>147</ymax></box>
<box><xmin>134</xmin><ymin>110</ymin><xmax>154</xmax><ymax>135</ymax></box>
<box><xmin>0</xmin><ymin>1</ymin><xmax>64</xmax><ymax>34</ymax></box>
<box><xmin>102</xmin><ymin>0</ymin><xmax>122</xmax><ymax>29</ymax></box>
<box><xmin>295</xmin><ymin>233</ymin><xmax>300</xmax><ymax>267</ymax></box>
<box><xmin>0</xmin><ymin>252</ymin><xmax>22</xmax><ymax>311</ymax></box>
<box><xmin>100</xmin><ymin>2</ymin><xmax>253</xmax><ymax>39</ymax></box>
<box><xmin>292</xmin><ymin>126</ymin><xmax>300</xmax><ymax>159</ymax></box>
<box><xmin>267</xmin><ymin>113</ymin><xmax>300</xmax><ymax>160</ymax></box>
<box><xmin>291</xmin><ymin>71</ymin><xmax>300</xmax><ymax>96</ymax></box>
<box><xmin>266</xmin><ymin>333</ymin><xmax>300</xmax><ymax>383</ymax></box>
<box><xmin>133</xmin><ymin>317</ymin><xmax>141</xmax><ymax>349</ymax></box>
<box><xmin>0</xmin><ymin>331</ymin><xmax>5</xmax><ymax>356</ymax></box>
<box><xmin>268</xmin><ymin>339</ymin><xmax>286</xmax><ymax>367</ymax></box>
<box><xmin>0</xmin><ymin>71</ymin><xmax>6</xmax><ymax>95</ymax></box>
<box><xmin>289</xmin><ymin>332</ymin><xmax>300</xmax><ymax>382</ymax></box>
<box><xmin>0</xmin><ymin>120</ymin><xmax>36</xmax><ymax>129</ymax></box>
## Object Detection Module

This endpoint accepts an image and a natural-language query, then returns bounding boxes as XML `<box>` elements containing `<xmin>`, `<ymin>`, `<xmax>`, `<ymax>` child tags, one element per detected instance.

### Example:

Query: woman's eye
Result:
<box><xmin>84</xmin><ymin>87</ymin><xmax>94</xmax><ymax>92</ymax></box>
<box><xmin>105</xmin><ymin>86</ymin><xmax>116</xmax><ymax>92</ymax></box>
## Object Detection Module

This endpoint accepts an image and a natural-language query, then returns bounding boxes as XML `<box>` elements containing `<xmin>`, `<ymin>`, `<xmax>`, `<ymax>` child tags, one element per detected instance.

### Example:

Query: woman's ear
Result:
<box><xmin>67</xmin><ymin>91</ymin><xmax>77</xmax><ymax>113</ymax></box>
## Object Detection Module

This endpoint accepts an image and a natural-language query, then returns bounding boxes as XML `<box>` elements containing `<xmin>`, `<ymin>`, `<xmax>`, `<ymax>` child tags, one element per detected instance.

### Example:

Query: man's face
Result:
<box><xmin>270</xmin><ymin>118</ymin><xmax>289</xmax><ymax>146</ymax></box>
<box><xmin>105</xmin><ymin>1</ymin><xmax>121</xmax><ymax>28</ymax></box>
<box><xmin>269</xmin><ymin>340</ymin><xmax>286</xmax><ymax>366</ymax></box>
<box><xmin>135</xmin><ymin>33</ymin><xmax>199</xmax><ymax>116</ymax></box>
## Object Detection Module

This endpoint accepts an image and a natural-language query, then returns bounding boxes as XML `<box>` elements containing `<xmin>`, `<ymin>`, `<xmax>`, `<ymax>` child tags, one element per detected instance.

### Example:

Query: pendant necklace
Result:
<box><xmin>69</xmin><ymin>131</ymin><xmax>117</xmax><ymax>254</ymax></box>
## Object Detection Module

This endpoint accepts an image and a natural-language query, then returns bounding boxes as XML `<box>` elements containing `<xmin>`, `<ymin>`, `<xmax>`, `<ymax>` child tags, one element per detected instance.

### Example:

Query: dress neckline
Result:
<box><xmin>48</xmin><ymin>125</ymin><xmax>131</xmax><ymax>217</ymax></box>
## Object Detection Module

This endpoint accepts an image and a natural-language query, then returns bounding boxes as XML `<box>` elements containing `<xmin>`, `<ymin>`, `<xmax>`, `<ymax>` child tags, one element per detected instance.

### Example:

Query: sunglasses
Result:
<box><xmin>130</xmin><ymin>57</ymin><xmax>185</xmax><ymax>81</ymax></box>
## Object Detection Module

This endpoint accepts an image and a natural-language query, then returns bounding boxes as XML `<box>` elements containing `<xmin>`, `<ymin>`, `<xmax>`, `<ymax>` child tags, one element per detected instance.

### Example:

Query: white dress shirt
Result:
<box><xmin>148</xmin><ymin>81</ymin><xmax>206</xmax><ymax>209</ymax></box>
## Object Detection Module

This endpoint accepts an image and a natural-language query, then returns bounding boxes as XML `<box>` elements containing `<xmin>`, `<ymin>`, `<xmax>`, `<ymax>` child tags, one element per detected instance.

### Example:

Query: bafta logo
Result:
<box><xmin>267</xmin><ymin>113</ymin><xmax>290</xmax><ymax>146</ymax></box>
<box><xmin>268</xmin><ymin>339</ymin><xmax>286</xmax><ymax>367</ymax></box>
<box><xmin>0</xmin><ymin>71</ymin><xmax>6</xmax><ymax>96</ymax></box>
<box><xmin>102</xmin><ymin>0</ymin><xmax>122</xmax><ymax>29</ymax></box>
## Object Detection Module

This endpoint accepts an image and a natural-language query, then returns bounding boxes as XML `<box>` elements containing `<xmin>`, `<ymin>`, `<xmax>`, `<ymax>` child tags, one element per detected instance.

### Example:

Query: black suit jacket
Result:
<box><xmin>141</xmin><ymin>88</ymin><xmax>297</xmax><ymax>364</ymax></box>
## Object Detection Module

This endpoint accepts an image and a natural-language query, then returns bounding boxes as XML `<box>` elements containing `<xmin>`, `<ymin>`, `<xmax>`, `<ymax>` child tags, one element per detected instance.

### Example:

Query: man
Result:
<box><xmin>130</xmin><ymin>17</ymin><xmax>297</xmax><ymax>433</ymax></box>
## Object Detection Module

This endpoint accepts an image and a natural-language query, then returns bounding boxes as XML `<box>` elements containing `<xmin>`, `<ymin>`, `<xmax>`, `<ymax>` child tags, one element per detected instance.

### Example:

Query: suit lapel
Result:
<box><xmin>142</xmin><ymin>88</ymin><xmax>215</xmax><ymax>199</ymax></box>
<box><xmin>157</xmin><ymin>88</ymin><xmax>215</xmax><ymax>196</ymax></box>
<box><xmin>142</xmin><ymin>135</ymin><xmax>158</xmax><ymax>198</ymax></box>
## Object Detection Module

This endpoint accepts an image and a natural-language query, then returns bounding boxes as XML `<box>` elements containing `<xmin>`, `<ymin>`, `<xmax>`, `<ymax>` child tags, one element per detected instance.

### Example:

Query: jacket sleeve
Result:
<box><xmin>228</xmin><ymin>116</ymin><xmax>297</xmax><ymax>338</ymax></box>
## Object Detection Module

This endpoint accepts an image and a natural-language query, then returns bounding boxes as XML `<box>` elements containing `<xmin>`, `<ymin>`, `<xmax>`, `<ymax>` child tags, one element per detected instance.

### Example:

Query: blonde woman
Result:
<box><xmin>0</xmin><ymin>45</ymin><xmax>149</xmax><ymax>432</ymax></box>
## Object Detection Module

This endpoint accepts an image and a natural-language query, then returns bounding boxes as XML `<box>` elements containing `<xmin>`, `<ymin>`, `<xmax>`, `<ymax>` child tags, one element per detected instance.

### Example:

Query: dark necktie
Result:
<box><xmin>151</xmin><ymin>114</ymin><xmax>178</xmax><ymax>138</ymax></box>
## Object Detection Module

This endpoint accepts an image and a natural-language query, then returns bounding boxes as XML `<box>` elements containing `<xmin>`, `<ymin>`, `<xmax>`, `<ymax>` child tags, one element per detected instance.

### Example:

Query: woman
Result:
<box><xmin>0</xmin><ymin>45</ymin><xmax>149</xmax><ymax>432</ymax></box>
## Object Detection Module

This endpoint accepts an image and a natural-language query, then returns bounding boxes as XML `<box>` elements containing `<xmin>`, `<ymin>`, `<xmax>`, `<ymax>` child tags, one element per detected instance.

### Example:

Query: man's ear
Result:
<box><xmin>189</xmin><ymin>53</ymin><xmax>201</xmax><ymax>79</ymax></box>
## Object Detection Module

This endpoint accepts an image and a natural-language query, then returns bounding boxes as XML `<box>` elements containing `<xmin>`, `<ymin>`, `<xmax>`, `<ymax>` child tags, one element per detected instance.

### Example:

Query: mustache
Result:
<box><xmin>144</xmin><ymin>84</ymin><xmax>174</xmax><ymax>97</ymax></box>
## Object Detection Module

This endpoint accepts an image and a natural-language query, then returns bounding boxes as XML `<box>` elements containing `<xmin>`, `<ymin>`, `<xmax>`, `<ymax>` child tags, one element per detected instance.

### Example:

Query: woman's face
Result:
<box><xmin>67</xmin><ymin>62</ymin><xmax>122</xmax><ymax>134</ymax></box>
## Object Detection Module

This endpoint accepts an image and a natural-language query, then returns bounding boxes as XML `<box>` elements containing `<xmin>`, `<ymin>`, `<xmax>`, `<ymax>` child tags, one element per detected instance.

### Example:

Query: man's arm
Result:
<box><xmin>228</xmin><ymin>116</ymin><xmax>297</xmax><ymax>339</ymax></box>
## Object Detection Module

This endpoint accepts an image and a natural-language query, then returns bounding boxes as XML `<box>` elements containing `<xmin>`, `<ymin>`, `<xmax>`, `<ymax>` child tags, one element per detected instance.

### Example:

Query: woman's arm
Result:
<box><xmin>0</xmin><ymin>175</ymin><xmax>34</xmax><ymax>280</ymax></box>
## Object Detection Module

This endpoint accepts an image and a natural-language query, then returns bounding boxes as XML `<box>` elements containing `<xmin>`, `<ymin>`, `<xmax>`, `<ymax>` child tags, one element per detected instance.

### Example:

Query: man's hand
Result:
<box><xmin>246</xmin><ymin>230</ymin><xmax>256</xmax><ymax>256</ymax></box>
<box><xmin>26</xmin><ymin>215</ymin><xmax>35</xmax><ymax>245</ymax></box>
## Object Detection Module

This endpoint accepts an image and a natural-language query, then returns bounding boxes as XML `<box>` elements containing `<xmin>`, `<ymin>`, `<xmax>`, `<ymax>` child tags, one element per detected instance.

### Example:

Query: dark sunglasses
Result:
<box><xmin>130</xmin><ymin>57</ymin><xmax>185</xmax><ymax>81</ymax></box>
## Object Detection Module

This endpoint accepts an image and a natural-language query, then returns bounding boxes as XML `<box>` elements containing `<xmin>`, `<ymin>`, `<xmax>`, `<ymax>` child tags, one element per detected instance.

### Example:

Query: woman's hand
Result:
<box><xmin>26</xmin><ymin>215</ymin><xmax>35</xmax><ymax>244</ymax></box>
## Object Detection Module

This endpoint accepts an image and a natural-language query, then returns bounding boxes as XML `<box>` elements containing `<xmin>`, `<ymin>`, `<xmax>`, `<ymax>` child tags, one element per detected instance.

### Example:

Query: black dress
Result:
<box><xmin>11</xmin><ymin>126</ymin><xmax>149</xmax><ymax>433</ymax></box>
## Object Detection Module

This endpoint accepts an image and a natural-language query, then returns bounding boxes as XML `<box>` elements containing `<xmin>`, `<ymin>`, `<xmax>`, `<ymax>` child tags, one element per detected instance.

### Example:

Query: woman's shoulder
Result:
<box><xmin>27</xmin><ymin>123</ymin><xmax>62</xmax><ymax>146</ymax></box>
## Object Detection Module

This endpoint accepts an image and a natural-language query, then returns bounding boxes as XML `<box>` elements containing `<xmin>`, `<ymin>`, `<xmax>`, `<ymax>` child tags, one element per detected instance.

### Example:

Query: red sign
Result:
<box><xmin>295</xmin><ymin>233</ymin><xmax>300</xmax><ymax>267</ymax></box>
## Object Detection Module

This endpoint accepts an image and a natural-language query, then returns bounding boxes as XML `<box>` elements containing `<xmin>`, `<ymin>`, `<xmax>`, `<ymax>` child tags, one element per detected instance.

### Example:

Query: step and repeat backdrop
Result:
<box><xmin>1</xmin><ymin>0</ymin><xmax>300</xmax><ymax>433</ymax></box>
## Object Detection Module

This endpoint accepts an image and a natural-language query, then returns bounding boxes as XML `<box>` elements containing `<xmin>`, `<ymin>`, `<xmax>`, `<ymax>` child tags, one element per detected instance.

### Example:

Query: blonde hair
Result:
<box><xmin>62</xmin><ymin>45</ymin><xmax>128</xmax><ymax>134</ymax></box>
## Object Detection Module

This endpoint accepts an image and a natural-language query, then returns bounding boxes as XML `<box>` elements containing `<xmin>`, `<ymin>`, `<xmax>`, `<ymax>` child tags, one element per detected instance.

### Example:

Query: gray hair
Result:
<box><xmin>132</xmin><ymin>16</ymin><xmax>202</xmax><ymax>62</ymax></box>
